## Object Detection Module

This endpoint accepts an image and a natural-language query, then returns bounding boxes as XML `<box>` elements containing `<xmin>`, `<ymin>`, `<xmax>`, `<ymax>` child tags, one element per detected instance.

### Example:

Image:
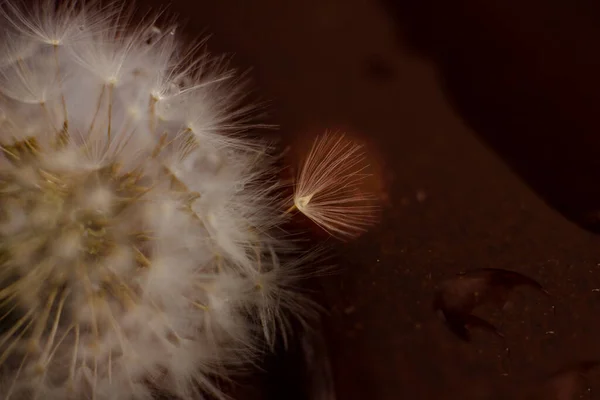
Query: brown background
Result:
<box><xmin>142</xmin><ymin>0</ymin><xmax>600</xmax><ymax>398</ymax></box>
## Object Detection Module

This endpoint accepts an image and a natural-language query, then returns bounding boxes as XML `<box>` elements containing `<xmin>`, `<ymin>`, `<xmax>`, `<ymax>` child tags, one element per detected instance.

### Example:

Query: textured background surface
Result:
<box><xmin>148</xmin><ymin>0</ymin><xmax>600</xmax><ymax>398</ymax></box>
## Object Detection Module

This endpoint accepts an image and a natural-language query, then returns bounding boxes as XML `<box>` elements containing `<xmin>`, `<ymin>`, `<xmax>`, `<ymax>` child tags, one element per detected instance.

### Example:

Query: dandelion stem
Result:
<box><xmin>88</xmin><ymin>84</ymin><xmax>106</xmax><ymax>136</ymax></box>
<box><xmin>53</xmin><ymin>44</ymin><xmax>69</xmax><ymax>138</ymax></box>
<box><xmin>106</xmin><ymin>82</ymin><xmax>115</xmax><ymax>147</ymax></box>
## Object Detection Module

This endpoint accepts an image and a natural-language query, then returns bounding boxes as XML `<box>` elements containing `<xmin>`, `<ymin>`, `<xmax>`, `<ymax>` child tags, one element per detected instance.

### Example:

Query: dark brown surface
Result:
<box><xmin>381</xmin><ymin>0</ymin><xmax>600</xmax><ymax>234</ymax></box>
<box><xmin>148</xmin><ymin>0</ymin><xmax>600</xmax><ymax>398</ymax></box>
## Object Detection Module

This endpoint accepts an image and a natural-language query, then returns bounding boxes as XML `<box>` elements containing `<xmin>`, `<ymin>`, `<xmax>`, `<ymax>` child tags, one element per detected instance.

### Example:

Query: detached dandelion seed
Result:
<box><xmin>291</xmin><ymin>131</ymin><xmax>379</xmax><ymax>239</ymax></box>
<box><xmin>0</xmin><ymin>1</ymin><xmax>314</xmax><ymax>399</ymax></box>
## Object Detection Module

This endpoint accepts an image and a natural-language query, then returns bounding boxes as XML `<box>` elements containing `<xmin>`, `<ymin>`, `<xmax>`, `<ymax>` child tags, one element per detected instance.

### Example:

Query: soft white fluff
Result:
<box><xmin>0</xmin><ymin>1</ymin><xmax>298</xmax><ymax>399</ymax></box>
<box><xmin>292</xmin><ymin>131</ymin><xmax>378</xmax><ymax>239</ymax></box>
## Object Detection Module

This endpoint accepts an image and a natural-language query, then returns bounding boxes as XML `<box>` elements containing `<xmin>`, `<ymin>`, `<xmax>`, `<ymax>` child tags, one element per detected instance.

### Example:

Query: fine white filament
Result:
<box><xmin>292</xmin><ymin>131</ymin><xmax>378</xmax><ymax>239</ymax></box>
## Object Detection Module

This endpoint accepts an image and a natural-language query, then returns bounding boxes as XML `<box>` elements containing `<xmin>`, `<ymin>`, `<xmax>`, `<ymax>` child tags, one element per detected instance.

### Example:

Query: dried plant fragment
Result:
<box><xmin>434</xmin><ymin>268</ymin><xmax>550</xmax><ymax>341</ymax></box>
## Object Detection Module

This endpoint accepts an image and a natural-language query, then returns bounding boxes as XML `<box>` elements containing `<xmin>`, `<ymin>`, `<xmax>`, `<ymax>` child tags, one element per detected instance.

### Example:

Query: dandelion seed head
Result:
<box><xmin>294</xmin><ymin>194</ymin><xmax>313</xmax><ymax>211</ymax></box>
<box><xmin>292</xmin><ymin>131</ymin><xmax>380</xmax><ymax>240</ymax></box>
<box><xmin>0</xmin><ymin>1</ymin><xmax>304</xmax><ymax>399</ymax></box>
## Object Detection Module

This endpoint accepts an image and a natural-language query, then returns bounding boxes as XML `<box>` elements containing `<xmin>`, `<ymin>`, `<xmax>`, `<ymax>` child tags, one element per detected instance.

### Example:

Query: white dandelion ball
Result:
<box><xmin>0</xmin><ymin>1</ymin><xmax>301</xmax><ymax>399</ymax></box>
